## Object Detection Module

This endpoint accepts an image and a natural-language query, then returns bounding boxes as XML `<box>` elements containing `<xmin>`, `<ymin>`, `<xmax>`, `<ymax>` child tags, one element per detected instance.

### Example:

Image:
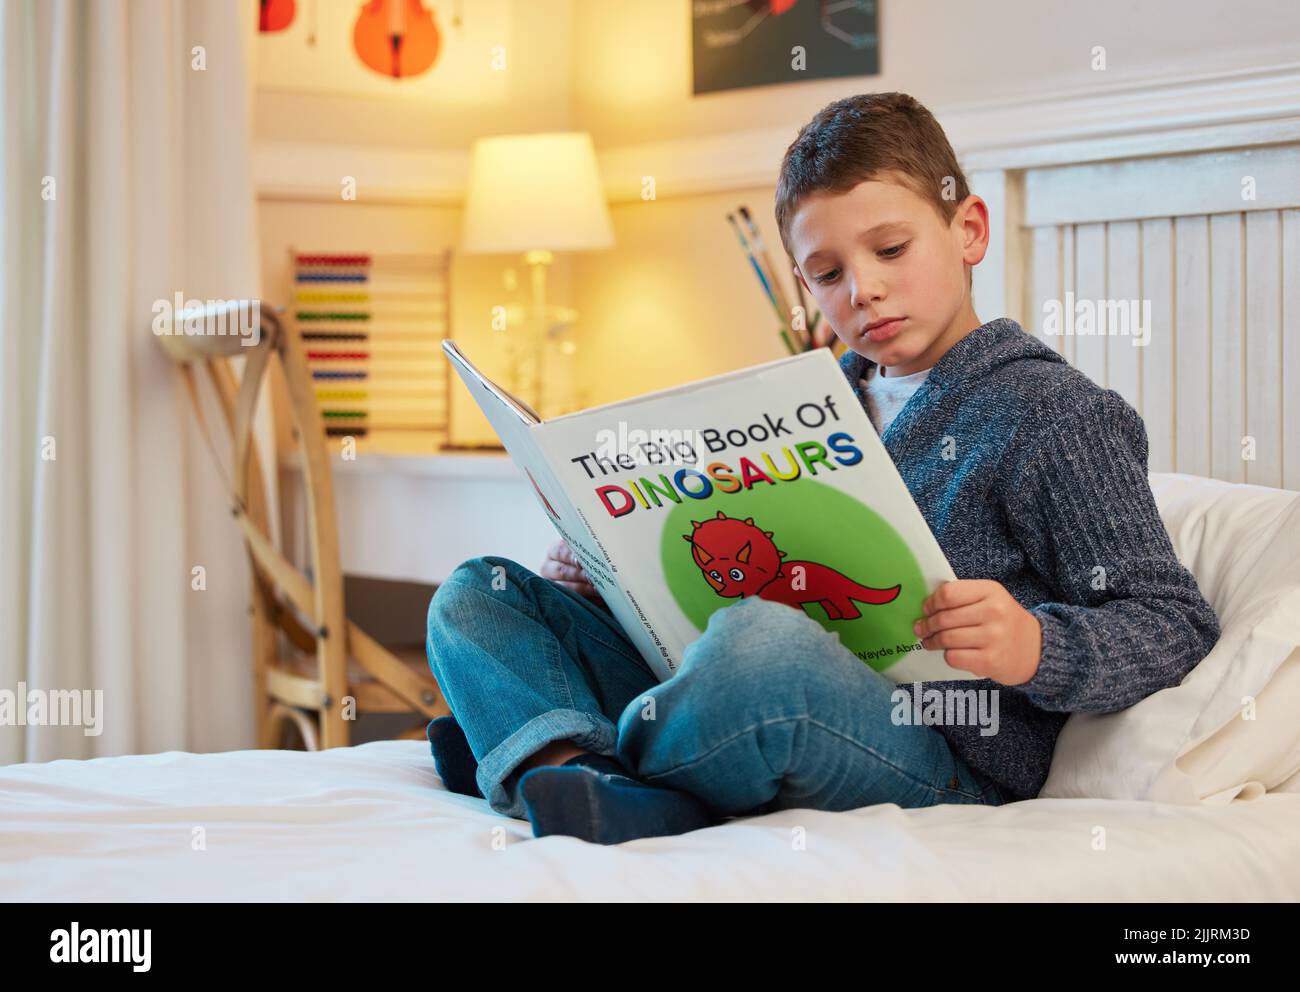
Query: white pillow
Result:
<box><xmin>1040</xmin><ymin>472</ymin><xmax>1300</xmax><ymax>805</ymax></box>
<box><xmin>1274</xmin><ymin>760</ymin><xmax>1300</xmax><ymax>795</ymax></box>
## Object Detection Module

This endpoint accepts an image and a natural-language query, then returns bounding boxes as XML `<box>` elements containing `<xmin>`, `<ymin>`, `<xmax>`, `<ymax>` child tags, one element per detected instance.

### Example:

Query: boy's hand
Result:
<box><xmin>540</xmin><ymin>539</ymin><xmax>604</xmax><ymax>602</ymax></box>
<box><xmin>913</xmin><ymin>579</ymin><xmax>1042</xmax><ymax>685</ymax></box>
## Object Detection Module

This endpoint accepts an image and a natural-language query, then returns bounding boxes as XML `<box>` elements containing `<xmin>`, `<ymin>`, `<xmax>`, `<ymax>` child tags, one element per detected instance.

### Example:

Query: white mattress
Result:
<box><xmin>3</xmin><ymin>740</ymin><xmax>1298</xmax><ymax>901</ymax></box>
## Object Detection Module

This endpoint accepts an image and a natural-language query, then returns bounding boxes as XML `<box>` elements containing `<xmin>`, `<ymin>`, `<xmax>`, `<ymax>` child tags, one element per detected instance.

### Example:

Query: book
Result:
<box><xmin>444</xmin><ymin>340</ymin><xmax>979</xmax><ymax>685</ymax></box>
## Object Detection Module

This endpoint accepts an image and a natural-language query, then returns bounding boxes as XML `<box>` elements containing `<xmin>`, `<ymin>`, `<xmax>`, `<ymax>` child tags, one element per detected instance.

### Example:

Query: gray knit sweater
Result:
<box><xmin>839</xmin><ymin>317</ymin><xmax>1221</xmax><ymax>800</ymax></box>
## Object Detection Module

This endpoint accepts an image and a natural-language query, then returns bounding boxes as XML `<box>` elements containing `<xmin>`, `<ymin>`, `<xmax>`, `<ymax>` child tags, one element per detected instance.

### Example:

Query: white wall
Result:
<box><xmin>252</xmin><ymin>0</ymin><xmax>1300</xmax><ymax>437</ymax></box>
<box><xmin>572</xmin><ymin>0</ymin><xmax>1300</xmax><ymax>145</ymax></box>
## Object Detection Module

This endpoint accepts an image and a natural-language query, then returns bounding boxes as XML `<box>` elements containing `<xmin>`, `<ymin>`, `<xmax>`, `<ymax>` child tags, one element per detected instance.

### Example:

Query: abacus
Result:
<box><xmin>289</xmin><ymin>249</ymin><xmax>453</xmax><ymax>452</ymax></box>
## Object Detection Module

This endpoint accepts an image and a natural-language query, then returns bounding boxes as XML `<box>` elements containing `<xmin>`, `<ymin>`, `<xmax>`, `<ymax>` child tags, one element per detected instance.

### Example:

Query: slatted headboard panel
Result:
<box><xmin>1013</xmin><ymin>142</ymin><xmax>1300</xmax><ymax>490</ymax></box>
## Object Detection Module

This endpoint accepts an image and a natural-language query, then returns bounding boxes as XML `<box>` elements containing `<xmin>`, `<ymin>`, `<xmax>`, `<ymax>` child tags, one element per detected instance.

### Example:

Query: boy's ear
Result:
<box><xmin>959</xmin><ymin>194</ymin><xmax>991</xmax><ymax>266</ymax></box>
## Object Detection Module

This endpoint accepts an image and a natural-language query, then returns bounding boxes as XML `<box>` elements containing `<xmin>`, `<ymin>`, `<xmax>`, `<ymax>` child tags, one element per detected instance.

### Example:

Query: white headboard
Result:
<box><xmin>968</xmin><ymin>111</ymin><xmax>1300</xmax><ymax>491</ymax></box>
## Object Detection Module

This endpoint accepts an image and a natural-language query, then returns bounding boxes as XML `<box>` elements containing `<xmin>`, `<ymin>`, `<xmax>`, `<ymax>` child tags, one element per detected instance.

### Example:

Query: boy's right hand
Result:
<box><xmin>540</xmin><ymin>539</ymin><xmax>603</xmax><ymax>601</ymax></box>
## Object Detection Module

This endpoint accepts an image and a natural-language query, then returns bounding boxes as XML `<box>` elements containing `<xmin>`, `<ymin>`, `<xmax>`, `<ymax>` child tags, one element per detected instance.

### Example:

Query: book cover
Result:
<box><xmin>445</xmin><ymin>340</ymin><xmax>978</xmax><ymax>686</ymax></box>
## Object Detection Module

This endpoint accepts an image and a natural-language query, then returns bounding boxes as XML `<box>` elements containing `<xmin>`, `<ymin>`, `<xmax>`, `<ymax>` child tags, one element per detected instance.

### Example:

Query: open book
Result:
<box><xmin>444</xmin><ymin>340</ymin><xmax>978</xmax><ymax>685</ymax></box>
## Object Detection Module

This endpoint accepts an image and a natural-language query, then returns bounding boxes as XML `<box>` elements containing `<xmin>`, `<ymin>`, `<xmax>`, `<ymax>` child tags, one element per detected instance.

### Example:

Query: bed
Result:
<box><xmin>2</xmin><ymin>739</ymin><xmax>1298</xmax><ymax>902</ymax></box>
<box><xmin>2</xmin><ymin>471</ymin><xmax>1298</xmax><ymax>901</ymax></box>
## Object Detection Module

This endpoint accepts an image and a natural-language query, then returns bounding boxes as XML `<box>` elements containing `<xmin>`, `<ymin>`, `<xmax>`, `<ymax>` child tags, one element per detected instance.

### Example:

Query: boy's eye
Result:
<box><xmin>812</xmin><ymin>242</ymin><xmax>910</xmax><ymax>283</ymax></box>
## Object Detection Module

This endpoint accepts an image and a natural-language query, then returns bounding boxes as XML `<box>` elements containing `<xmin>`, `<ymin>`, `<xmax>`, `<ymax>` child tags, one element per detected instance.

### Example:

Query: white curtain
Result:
<box><xmin>0</xmin><ymin>0</ymin><xmax>263</xmax><ymax>763</ymax></box>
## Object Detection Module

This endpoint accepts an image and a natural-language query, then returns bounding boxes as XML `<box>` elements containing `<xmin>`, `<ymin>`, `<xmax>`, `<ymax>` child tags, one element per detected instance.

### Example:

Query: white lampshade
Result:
<box><xmin>459</xmin><ymin>132</ymin><xmax>614</xmax><ymax>255</ymax></box>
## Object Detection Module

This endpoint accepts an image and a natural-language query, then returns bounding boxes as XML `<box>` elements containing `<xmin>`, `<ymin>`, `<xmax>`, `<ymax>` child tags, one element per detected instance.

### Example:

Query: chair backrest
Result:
<box><xmin>155</xmin><ymin>301</ymin><xmax>349</xmax><ymax>737</ymax></box>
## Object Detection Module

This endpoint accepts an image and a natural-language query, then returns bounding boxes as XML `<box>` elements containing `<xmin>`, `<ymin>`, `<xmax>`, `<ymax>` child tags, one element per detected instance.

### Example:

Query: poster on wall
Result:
<box><xmin>691</xmin><ymin>0</ymin><xmax>879</xmax><ymax>95</ymax></box>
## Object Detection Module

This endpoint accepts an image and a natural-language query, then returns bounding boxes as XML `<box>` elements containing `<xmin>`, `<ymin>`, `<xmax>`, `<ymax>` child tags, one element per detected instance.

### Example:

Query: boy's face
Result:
<box><xmin>788</xmin><ymin>174</ymin><xmax>988</xmax><ymax>374</ymax></box>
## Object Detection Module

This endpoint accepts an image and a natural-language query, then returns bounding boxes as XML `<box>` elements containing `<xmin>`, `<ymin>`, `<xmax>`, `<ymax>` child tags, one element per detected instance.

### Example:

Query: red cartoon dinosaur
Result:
<box><xmin>682</xmin><ymin>510</ymin><xmax>900</xmax><ymax>620</ymax></box>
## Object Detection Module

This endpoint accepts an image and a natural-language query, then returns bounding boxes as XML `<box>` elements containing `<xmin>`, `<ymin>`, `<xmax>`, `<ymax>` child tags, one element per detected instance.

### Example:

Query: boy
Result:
<box><xmin>424</xmin><ymin>92</ymin><xmax>1221</xmax><ymax>845</ymax></box>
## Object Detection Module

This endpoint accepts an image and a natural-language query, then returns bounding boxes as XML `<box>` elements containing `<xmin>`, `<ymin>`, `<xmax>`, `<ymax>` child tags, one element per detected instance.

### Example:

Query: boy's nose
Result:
<box><xmin>847</xmin><ymin>259</ymin><xmax>888</xmax><ymax>308</ymax></box>
<box><xmin>850</xmin><ymin>274</ymin><xmax>886</xmax><ymax>309</ymax></box>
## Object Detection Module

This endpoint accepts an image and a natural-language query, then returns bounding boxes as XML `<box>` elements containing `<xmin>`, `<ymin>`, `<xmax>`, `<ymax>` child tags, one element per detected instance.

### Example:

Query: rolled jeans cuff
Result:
<box><xmin>475</xmin><ymin>708</ymin><xmax>617</xmax><ymax>818</ymax></box>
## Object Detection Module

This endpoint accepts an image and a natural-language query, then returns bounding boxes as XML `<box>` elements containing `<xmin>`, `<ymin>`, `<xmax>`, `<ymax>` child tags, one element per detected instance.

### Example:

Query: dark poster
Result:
<box><xmin>691</xmin><ymin>0</ymin><xmax>880</xmax><ymax>95</ymax></box>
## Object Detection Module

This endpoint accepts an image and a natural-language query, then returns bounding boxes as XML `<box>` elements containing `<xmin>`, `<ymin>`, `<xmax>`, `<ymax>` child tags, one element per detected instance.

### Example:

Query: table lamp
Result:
<box><xmin>459</xmin><ymin>131</ymin><xmax>614</xmax><ymax>417</ymax></box>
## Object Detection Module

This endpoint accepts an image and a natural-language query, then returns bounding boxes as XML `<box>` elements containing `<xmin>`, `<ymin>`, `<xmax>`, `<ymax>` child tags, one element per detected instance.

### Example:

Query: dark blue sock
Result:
<box><xmin>426</xmin><ymin>716</ymin><xmax>482</xmax><ymax>798</ymax></box>
<box><xmin>518</xmin><ymin>751</ymin><xmax>720</xmax><ymax>845</ymax></box>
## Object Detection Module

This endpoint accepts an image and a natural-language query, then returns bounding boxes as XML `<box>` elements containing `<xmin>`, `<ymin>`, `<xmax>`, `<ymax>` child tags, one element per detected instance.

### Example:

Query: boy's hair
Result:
<box><xmin>775</xmin><ymin>92</ymin><xmax>971</xmax><ymax>260</ymax></box>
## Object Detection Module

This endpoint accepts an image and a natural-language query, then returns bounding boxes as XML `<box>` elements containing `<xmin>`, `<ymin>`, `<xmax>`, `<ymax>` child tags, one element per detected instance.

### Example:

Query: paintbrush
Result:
<box><xmin>738</xmin><ymin>205</ymin><xmax>809</xmax><ymax>349</ymax></box>
<box><xmin>726</xmin><ymin>212</ymin><xmax>795</xmax><ymax>354</ymax></box>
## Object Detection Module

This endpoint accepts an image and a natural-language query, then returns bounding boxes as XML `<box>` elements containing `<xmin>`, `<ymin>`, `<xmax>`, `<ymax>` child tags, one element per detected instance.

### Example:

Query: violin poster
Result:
<box><xmin>257</xmin><ymin>0</ymin><xmax>511</xmax><ymax>99</ymax></box>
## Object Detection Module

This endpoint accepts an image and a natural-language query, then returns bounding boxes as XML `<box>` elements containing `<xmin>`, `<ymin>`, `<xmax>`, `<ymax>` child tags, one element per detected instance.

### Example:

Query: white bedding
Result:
<box><xmin>3</xmin><ymin>740</ymin><xmax>1297</xmax><ymax>901</ymax></box>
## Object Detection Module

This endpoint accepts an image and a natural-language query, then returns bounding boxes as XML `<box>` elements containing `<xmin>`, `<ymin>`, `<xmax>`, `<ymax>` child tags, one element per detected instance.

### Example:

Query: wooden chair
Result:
<box><xmin>155</xmin><ymin>300</ymin><xmax>452</xmax><ymax>750</ymax></box>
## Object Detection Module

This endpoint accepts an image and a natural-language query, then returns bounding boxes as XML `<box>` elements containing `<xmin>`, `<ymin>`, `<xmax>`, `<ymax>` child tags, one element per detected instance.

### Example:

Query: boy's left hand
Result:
<box><xmin>913</xmin><ymin>579</ymin><xmax>1042</xmax><ymax>685</ymax></box>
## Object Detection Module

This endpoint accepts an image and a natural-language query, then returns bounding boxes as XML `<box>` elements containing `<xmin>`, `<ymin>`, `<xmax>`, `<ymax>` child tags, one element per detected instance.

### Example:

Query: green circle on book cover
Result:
<box><xmin>661</xmin><ymin>479</ymin><xmax>926</xmax><ymax>673</ymax></box>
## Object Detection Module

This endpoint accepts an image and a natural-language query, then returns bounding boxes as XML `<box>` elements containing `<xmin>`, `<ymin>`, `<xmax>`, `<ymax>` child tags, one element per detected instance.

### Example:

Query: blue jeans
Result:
<box><xmin>425</xmin><ymin>556</ymin><xmax>1011</xmax><ymax>820</ymax></box>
